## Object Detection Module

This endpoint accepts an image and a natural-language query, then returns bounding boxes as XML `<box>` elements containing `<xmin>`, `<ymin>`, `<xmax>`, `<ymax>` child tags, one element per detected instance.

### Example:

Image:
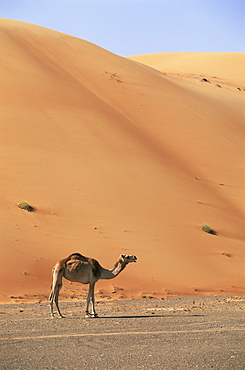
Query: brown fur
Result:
<box><xmin>64</xmin><ymin>253</ymin><xmax>101</xmax><ymax>278</ymax></box>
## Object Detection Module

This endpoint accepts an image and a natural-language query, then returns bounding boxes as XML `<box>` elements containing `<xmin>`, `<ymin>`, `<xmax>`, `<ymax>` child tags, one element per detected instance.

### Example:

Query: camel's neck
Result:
<box><xmin>100</xmin><ymin>257</ymin><xmax>127</xmax><ymax>280</ymax></box>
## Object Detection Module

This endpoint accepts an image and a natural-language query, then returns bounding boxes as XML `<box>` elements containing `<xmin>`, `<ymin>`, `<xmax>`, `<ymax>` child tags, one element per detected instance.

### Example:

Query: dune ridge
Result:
<box><xmin>0</xmin><ymin>19</ymin><xmax>244</xmax><ymax>303</ymax></box>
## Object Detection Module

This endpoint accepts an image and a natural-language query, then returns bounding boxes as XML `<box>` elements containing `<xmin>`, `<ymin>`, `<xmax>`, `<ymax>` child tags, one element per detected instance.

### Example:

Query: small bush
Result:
<box><xmin>201</xmin><ymin>224</ymin><xmax>216</xmax><ymax>235</ymax></box>
<box><xmin>222</xmin><ymin>252</ymin><xmax>232</xmax><ymax>258</ymax></box>
<box><xmin>18</xmin><ymin>202</ymin><xmax>35</xmax><ymax>212</ymax></box>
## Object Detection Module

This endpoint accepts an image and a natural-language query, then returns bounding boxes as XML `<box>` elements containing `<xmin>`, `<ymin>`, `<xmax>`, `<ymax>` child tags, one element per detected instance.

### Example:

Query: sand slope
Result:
<box><xmin>0</xmin><ymin>19</ymin><xmax>244</xmax><ymax>303</ymax></box>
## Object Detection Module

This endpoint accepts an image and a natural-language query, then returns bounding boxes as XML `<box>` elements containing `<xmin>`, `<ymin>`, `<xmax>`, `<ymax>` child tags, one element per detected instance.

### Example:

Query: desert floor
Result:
<box><xmin>1</xmin><ymin>295</ymin><xmax>245</xmax><ymax>369</ymax></box>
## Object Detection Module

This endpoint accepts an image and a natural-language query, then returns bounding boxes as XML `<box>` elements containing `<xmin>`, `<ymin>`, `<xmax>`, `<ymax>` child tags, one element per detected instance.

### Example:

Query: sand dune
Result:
<box><xmin>0</xmin><ymin>19</ymin><xmax>244</xmax><ymax>303</ymax></box>
<box><xmin>129</xmin><ymin>52</ymin><xmax>245</xmax><ymax>88</ymax></box>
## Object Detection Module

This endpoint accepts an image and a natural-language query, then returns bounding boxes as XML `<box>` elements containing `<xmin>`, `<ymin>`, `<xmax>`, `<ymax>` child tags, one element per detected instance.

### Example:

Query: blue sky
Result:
<box><xmin>1</xmin><ymin>0</ymin><xmax>244</xmax><ymax>56</ymax></box>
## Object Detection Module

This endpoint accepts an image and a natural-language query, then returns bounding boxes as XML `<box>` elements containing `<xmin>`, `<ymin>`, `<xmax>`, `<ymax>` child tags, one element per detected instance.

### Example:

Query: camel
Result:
<box><xmin>49</xmin><ymin>252</ymin><xmax>137</xmax><ymax>318</ymax></box>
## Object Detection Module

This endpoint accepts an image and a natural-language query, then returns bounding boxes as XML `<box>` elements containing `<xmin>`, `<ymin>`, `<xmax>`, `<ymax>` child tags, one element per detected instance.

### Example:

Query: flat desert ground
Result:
<box><xmin>0</xmin><ymin>19</ymin><xmax>244</xmax><ymax>304</ymax></box>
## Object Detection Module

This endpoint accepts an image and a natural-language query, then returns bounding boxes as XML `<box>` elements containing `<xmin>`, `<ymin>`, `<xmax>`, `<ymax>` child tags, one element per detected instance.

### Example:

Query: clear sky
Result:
<box><xmin>1</xmin><ymin>0</ymin><xmax>244</xmax><ymax>56</ymax></box>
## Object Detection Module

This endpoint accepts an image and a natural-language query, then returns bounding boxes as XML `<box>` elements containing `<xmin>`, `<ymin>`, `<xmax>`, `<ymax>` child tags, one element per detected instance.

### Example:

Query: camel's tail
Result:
<box><xmin>48</xmin><ymin>267</ymin><xmax>56</xmax><ymax>302</ymax></box>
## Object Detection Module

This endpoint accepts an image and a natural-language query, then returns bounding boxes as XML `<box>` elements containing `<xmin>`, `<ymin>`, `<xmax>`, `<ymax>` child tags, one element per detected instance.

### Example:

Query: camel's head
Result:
<box><xmin>121</xmin><ymin>254</ymin><xmax>137</xmax><ymax>264</ymax></box>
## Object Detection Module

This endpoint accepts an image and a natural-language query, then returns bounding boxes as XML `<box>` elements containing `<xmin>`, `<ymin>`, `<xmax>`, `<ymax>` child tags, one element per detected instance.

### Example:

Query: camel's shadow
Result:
<box><xmin>99</xmin><ymin>314</ymin><xmax>205</xmax><ymax>319</ymax></box>
<box><xmin>60</xmin><ymin>313</ymin><xmax>205</xmax><ymax>319</ymax></box>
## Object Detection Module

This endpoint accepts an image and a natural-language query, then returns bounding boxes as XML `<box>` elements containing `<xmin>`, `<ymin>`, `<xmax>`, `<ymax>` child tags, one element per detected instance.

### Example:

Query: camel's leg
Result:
<box><xmin>49</xmin><ymin>268</ymin><xmax>56</xmax><ymax>318</ymax></box>
<box><xmin>90</xmin><ymin>282</ymin><xmax>98</xmax><ymax>317</ymax></box>
<box><xmin>85</xmin><ymin>284</ymin><xmax>92</xmax><ymax>317</ymax></box>
<box><xmin>49</xmin><ymin>267</ymin><xmax>64</xmax><ymax>318</ymax></box>
<box><xmin>49</xmin><ymin>291</ymin><xmax>55</xmax><ymax>318</ymax></box>
<box><xmin>85</xmin><ymin>283</ymin><xmax>98</xmax><ymax>318</ymax></box>
<box><xmin>54</xmin><ymin>282</ymin><xmax>64</xmax><ymax>318</ymax></box>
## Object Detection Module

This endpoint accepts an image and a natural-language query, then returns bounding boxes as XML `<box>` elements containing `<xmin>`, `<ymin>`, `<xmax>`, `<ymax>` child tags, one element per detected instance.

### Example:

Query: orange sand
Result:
<box><xmin>0</xmin><ymin>19</ymin><xmax>244</xmax><ymax>304</ymax></box>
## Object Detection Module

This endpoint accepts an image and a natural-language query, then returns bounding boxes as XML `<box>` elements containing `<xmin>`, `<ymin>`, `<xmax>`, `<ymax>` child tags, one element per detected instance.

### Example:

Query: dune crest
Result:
<box><xmin>0</xmin><ymin>19</ymin><xmax>244</xmax><ymax>303</ymax></box>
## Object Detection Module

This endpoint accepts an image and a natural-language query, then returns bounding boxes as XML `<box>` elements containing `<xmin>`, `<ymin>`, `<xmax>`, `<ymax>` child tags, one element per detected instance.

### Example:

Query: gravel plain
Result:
<box><xmin>1</xmin><ymin>295</ymin><xmax>245</xmax><ymax>369</ymax></box>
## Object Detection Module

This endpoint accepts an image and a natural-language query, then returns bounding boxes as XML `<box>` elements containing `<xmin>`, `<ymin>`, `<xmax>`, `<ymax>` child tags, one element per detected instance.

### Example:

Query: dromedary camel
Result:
<box><xmin>49</xmin><ymin>252</ymin><xmax>137</xmax><ymax>318</ymax></box>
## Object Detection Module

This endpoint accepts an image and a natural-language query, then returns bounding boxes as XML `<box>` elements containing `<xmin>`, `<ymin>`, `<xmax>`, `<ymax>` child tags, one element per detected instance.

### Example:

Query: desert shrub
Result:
<box><xmin>201</xmin><ymin>224</ymin><xmax>216</xmax><ymax>235</ymax></box>
<box><xmin>222</xmin><ymin>252</ymin><xmax>232</xmax><ymax>258</ymax></box>
<box><xmin>18</xmin><ymin>202</ymin><xmax>35</xmax><ymax>212</ymax></box>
